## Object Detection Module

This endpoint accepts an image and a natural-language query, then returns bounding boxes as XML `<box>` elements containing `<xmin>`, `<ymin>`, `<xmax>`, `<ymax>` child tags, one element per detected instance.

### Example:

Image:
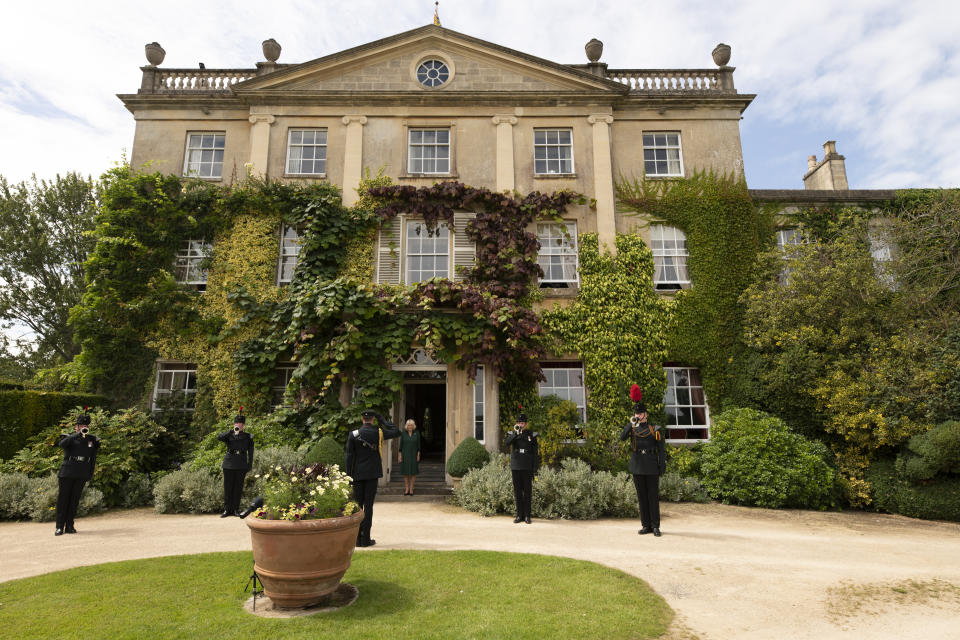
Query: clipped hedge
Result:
<box><xmin>0</xmin><ymin>390</ymin><xmax>108</xmax><ymax>460</ymax></box>
<box><xmin>867</xmin><ymin>459</ymin><xmax>960</xmax><ymax>522</ymax></box>
<box><xmin>446</xmin><ymin>437</ymin><xmax>490</xmax><ymax>477</ymax></box>
<box><xmin>699</xmin><ymin>407</ymin><xmax>838</xmax><ymax>509</ymax></box>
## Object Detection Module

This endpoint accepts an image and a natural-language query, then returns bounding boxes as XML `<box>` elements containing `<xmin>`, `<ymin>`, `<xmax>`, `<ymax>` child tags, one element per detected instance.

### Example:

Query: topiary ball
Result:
<box><xmin>446</xmin><ymin>437</ymin><xmax>490</xmax><ymax>477</ymax></box>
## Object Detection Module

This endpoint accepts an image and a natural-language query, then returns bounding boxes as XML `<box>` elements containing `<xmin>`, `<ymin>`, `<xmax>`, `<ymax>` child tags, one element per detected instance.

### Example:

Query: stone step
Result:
<box><xmin>378</xmin><ymin>493</ymin><xmax>450</xmax><ymax>503</ymax></box>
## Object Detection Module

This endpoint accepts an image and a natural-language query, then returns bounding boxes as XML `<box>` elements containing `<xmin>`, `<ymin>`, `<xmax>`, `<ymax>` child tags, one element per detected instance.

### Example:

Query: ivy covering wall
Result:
<box><xmin>615</xmin><ymin>172</ymin><xmax>769</xmax><ymax>410</ymax></box>
<box><xmin>540</xmin><ymin>232</ymin><xmax>671</xmax><ymax>464</ymax></box>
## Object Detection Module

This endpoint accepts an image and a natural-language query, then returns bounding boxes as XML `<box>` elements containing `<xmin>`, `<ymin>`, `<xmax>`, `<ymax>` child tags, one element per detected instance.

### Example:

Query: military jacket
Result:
<box><xmin>57</xmin><ymin>432</ymin><xmax>101</xmax><ymax>480</ymax></box>
<box><xmin>504</xmin><ymin>429</ymin><xmax>539</xmax><ymax>471</ymax></box>
<box><xmin>217</xmin><ymin>430</ymin><xmax>254</xmax><ymax>470</ymax></box>
<box><xmin>345</xmin><ymin>416</ymin><xmax>401</xmax><ymax>481</ymax></box>
<box><xmin>619</xmin><ymin>421</ymin><xmax>666</xmax><ymax>476</ymax></box>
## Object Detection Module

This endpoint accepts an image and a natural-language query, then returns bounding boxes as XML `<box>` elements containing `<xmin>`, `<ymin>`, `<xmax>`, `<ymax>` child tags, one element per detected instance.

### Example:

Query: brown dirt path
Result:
<box><xmin>2</xmin><ymin>502</ymin><xmax>959</xmax><ymax>639</ymax></box>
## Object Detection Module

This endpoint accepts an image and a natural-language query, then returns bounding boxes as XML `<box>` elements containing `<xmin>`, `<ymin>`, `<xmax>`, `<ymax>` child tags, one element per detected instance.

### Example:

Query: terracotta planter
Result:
<box><xmin>247</xmin><ymin>509</ymin><xmax>363</xmax><ymax>608</ymax></box>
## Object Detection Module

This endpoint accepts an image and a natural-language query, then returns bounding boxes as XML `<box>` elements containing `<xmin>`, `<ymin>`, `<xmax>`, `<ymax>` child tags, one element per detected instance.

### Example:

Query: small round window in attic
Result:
<box><xmin>416</xmin><ymin>59</ymin><xmax>450</xmax><ymax>87</ymax></box>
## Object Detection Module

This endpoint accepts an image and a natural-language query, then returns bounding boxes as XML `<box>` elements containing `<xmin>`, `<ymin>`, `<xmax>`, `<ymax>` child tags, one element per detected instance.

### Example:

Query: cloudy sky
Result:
<box><xmin>1</xmin><ymin>0</ymin><xmax>958</xmax><ymax>190</ymax></box>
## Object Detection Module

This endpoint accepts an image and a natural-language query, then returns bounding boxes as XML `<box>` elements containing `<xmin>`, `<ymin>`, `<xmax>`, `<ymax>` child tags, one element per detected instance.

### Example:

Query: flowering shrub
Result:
<box><xmin>253</xmin><ymin>463</ymin><xmax>357</xmax><ymax>521</ymax></box>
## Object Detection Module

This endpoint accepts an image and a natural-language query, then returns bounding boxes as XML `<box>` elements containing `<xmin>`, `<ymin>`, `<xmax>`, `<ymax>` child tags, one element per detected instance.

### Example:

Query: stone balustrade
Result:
<box><xmin>150</xmin><ymin>68</ymin><xmax>257</xmax><ymax>92</ymax></box>
<box><xmin>605</xmin><ymin>68</ymin><xmax>734</xmax><ymax>93</ymax></box>
<box><xmin>136</xmin><ymin>65</ymin><xmax>735</xmax><ymax>95</ymax></box>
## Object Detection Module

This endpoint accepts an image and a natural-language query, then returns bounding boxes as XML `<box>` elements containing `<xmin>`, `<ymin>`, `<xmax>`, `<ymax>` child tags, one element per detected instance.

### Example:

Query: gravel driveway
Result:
<box><xmin>2</xmin><ymin>501</ymin><xmax>958</xmax><ymax>639</ymax></box>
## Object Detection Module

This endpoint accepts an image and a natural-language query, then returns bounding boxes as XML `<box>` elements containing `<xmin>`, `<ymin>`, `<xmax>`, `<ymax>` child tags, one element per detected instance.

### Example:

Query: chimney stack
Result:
<box><xmin>803</xmin><ymin>140</ymin><xmax>849</xmax><ymax>190</ymax></box>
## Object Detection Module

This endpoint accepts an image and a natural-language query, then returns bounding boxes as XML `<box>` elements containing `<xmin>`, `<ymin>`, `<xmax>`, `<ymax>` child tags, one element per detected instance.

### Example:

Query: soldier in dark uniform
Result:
<box><xmin>217</xmin><ymin>411</ymin><xmax>254</xmax><ymax>517</ymax></box>
<box><xmin>620</xmin><ymin>386</ymin><xmax>666</xmax><ymax>536</ymax></box>
<box><xmin>55</xmin><ymin>410</ymin><xmax>100</xmax><ymax>536</ymax></box>
<box><xmin>504</xmin><ymin>409</ymin><xmax>538</xmax><ymax>524</ymax></box>
<box><xmin>346</xmin><ymin>409</ymin><xmax>400</xmax><ymax>547</ymax></box>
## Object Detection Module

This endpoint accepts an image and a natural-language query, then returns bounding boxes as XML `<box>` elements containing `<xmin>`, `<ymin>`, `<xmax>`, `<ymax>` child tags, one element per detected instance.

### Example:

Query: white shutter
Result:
<box><xmin>377</xmin><ymin>215</ymin><xmax>402</xmax><ymax>284</ymax></box>
<box><xmin>453</xmin><ymin>212</ymin><xmax>476</xmax><ymax>282</ymax></box>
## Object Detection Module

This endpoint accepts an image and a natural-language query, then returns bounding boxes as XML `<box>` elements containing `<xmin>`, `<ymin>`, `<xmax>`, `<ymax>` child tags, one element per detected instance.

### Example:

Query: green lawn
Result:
<box><xmin>0</xmin><ymin>550</ymin><xmax>671</xmax><ymax>639</ymax></box>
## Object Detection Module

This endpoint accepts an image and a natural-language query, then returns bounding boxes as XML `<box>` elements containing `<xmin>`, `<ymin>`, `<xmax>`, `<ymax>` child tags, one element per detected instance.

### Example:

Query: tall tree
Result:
<box><xmin>0</xmin><ymin>173</ymin><xmax>98</xmax><ymax>375</ymax></box>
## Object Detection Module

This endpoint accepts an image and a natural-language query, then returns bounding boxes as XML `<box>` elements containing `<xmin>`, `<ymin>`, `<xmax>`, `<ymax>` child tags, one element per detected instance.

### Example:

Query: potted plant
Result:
<box><xmin>246</xmin><ymin>463</ymin><xmax>361</xmax><ymax>608</ymax></box>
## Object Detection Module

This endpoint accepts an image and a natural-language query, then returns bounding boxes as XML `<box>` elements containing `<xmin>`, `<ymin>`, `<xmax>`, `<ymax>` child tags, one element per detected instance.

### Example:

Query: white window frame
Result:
<box><xmin>776</xmin><ymin>227</ymin><xmax>804</xmax><ymax>284</ymax></box>
<box><xmin>276</xmin><ymin>225</ymin><xmax>303</xmax><ymax>285</ymax></box>
<box><xmin>405</xmin><ymin>221</ymin><xmax>450</xmax><ymax>283</ymax></box>
<box><xmin>271</xmin><ymin>363</ymin><xmax>297</xmax><ymax>408</ymax></box>
<box><xmin>407</xmin><ymin>128</ymin><xmax>451</xmax><ymax>174</ymax></box>
<box><xmin>152</xmin><ymin>362</ymin><xmax>197</xmax><ymax>411</ymax></box>
<box><xmin>534</xmin><ymin>128</ymin><xmax>574</xmax><ymax>175</ymax></box>
<box><xmin>643</xmin><ymin>132</ymin><xmax>683</xmax><ymax>178</ymax></box>
<box><xmin>174</xmin><ymin>239</ymin><xmax>212</xmax><ymax>291</ymax></box>
<box><xmin>663</xmin><ymin>366</ymin><xmax>710</xmax><ymax>443</ymax></box>
<box><xmin>651</xmin><ymin>225</ymin><xmax>691</xmax><ymax>290</ymax></box>
<box><xmin>776</xmin><ymin>228</ymin><xmax>804</xmax><ymax>252</ymax></box>
<box><xmin>474</xmin><ymin>365</ymin><xmax>485</xmax><ymax>443</ymax></box>
<box><xmin>285</xmin><ymin>129</ymin><xmax>327</xmax><ymax>175</ymax></box>
<box><xmin>868</xmin><ymin>223</ymin><xmax>897</xmax><ymax>289</ymax></box>
<box><xmin>183</xmin><ymin>132</ymin><xmax>225</xmax><ymax>179</ymax></box>
<box><xmin>537</xmin><ymin>221</ymin><xmax>579</xmax><ymax>287</ymax></box>
<box><xmin>538</xmin><ymin>363</ymin><xmax>587</xmax><ymax>424</ymax></box>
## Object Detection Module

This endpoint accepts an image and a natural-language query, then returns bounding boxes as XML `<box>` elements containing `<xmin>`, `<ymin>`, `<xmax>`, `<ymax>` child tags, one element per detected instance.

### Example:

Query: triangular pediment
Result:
<box><xmin>234</xmin><ymin>25</ymin><xmax>625</xmax><ymax>95</ymax></box>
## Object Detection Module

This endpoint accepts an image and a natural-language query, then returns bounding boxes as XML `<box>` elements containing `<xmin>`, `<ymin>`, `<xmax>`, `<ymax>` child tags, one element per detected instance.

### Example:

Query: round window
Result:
<box><xmin>416</xmin><ymin>59</ymin><xmax>450</xmax><ymax>88</ymax></box>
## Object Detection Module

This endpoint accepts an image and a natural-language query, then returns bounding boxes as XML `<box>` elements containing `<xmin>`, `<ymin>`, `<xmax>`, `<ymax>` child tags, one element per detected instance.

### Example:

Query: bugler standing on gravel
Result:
<box><xmin>620</xmin><ymin>385</ymin><xmax>666</xmax><ymax>537</ymax></box>
<box><xmin>504</xmin><ymin>406</ymin><xmax>539</xmax><ymax>524</ymax></box>
<box><xmin>217</xmin><ymin>408</ymin><xmax>254</xmax><ymax>517</ymax></box>
<box><xmin>54</xmin><ymin>408</ymin><xmax>100</xmax><ymax>536</ymax></box>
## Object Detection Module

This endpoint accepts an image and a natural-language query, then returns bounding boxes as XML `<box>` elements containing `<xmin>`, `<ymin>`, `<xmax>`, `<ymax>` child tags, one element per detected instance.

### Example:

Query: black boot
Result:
<box><xmin>220</xmin><ymin>511</ymin><xmax>231</xmax><ymax>518</ymax></box>
<box><xmin>653</xmin><ymin>528</ymin><xmax>662</xmax><ymax>537</ymax></box>
<box><xmin>54</xmin><ymin>528</ymin><xmax>64</xmax><ymax>536</ymax></box>
<box><xmin>638</xmin><ymin>527</ymin><xmax>653</xmax><ymax>535</ymax></box>
<box><xmin>65</xmin><ymin>525</ymin><xmax>77</xmax><ymax>534</ymax></box>
<box><xmin>513</xmin><ymin>515</ymin><xmax>523</xmax><ymax>523</ymax></box>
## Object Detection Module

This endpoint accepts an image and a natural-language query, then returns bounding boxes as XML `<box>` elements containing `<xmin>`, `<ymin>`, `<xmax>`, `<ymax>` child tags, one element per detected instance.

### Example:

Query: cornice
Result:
<box><xmin>117</xmin><ymin>93</ymin><xmax>246</xmax><ymax>113</ymax></box>
<box><xmin>749</xmin><ymin>189</ymin><xmax>896</xmax><ymax>205</ymax></box>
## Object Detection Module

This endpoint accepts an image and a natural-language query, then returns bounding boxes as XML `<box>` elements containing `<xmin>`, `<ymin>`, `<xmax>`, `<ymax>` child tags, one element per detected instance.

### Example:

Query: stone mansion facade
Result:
<box><xmin>120</xmin><ymin>24</ymin><xmax>889</xmax><ymax>470</ymax></box>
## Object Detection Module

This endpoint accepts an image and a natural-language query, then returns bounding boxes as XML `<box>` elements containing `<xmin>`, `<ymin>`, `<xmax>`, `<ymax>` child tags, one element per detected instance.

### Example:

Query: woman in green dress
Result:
<box><xmin>398</xmin><ymin>419</ymin><xmax>421</xmax><ymax>496</ymax></box>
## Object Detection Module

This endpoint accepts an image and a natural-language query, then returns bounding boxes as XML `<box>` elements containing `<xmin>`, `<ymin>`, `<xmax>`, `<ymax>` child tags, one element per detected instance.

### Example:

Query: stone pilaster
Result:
<box><xmin>588</xmin><ymin>114</ymin><xmax>616</xmax><ymax>253</ymax></box>
<box><xmin>341</xmin><ymin>115</ymin><xmax>368</xmax><ymax>206</ymax></box>
<box><xmin>247</xmin><ymin>114</ymin><xmax>275</xmax><ymax>177</ymax></box>
<box><xmin>492</xmin><ymin>114</ymin><xmax>518</xmax><ymax>193</ymax></box>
